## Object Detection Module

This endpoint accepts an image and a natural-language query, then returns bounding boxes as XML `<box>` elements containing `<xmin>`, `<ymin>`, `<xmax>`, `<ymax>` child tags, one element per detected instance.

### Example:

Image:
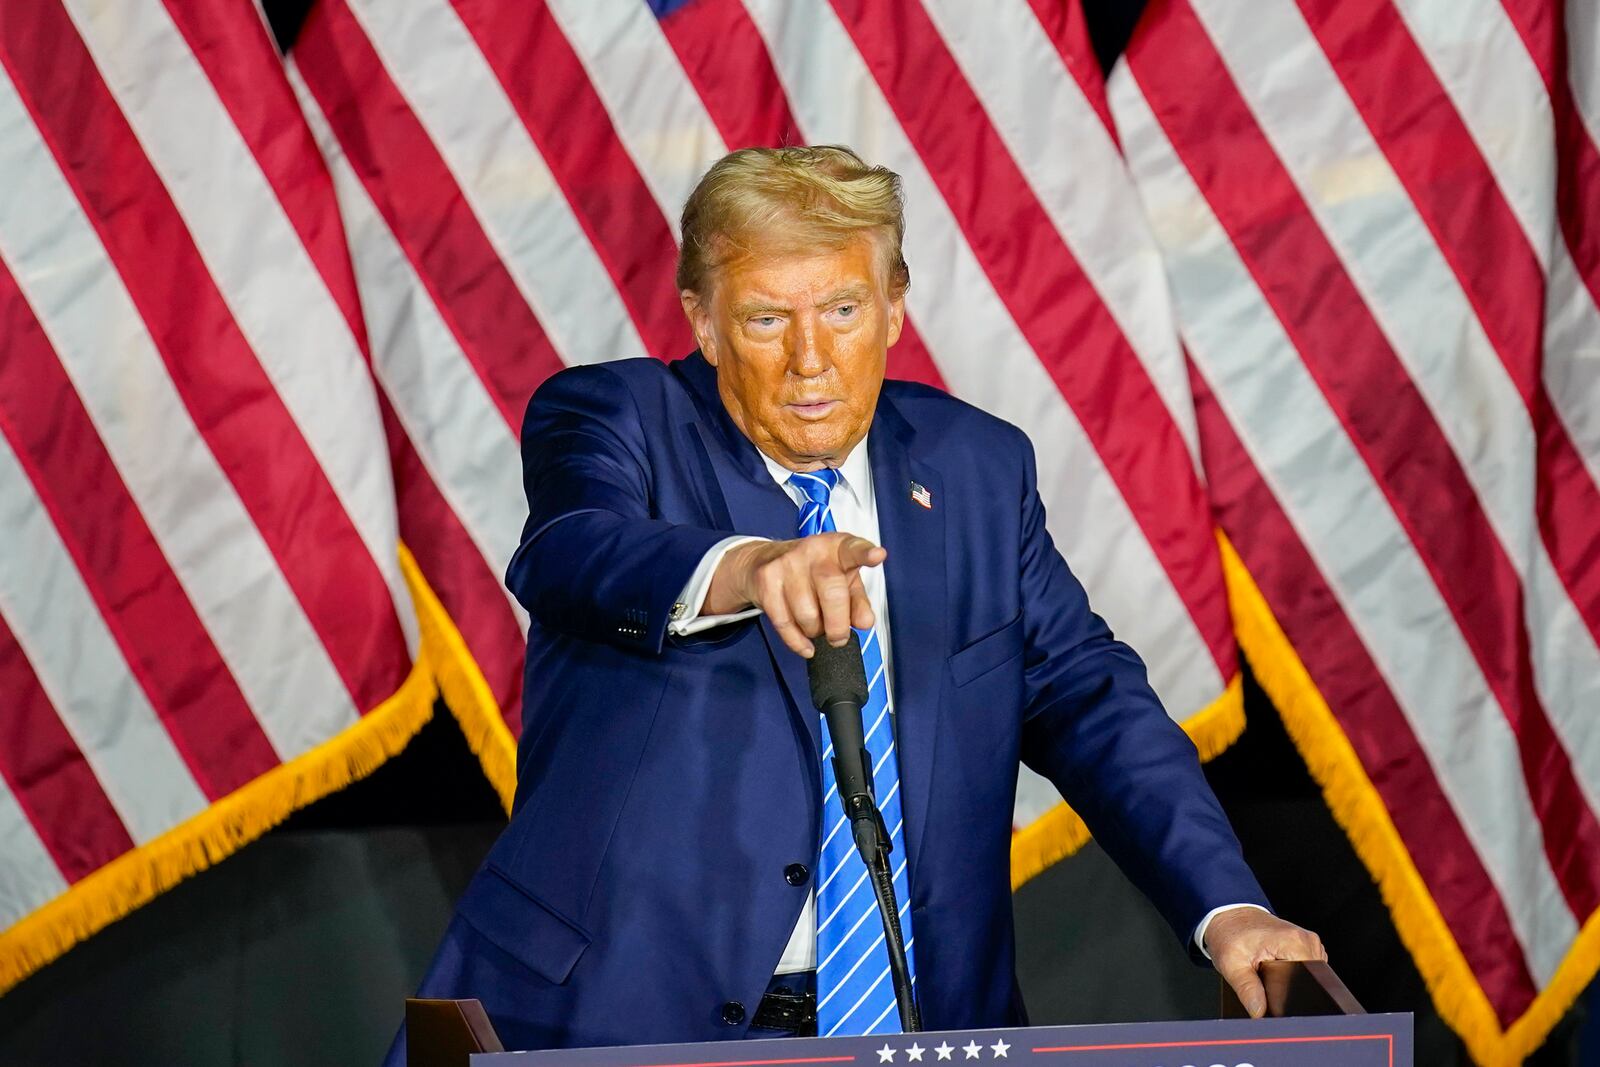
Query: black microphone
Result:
<box><xmin>808</xmin><ymin>634</ymin><xmax>889</xmax><ymax>862</ymax></box>
<box><xmin>808</xmin><ymin>635</ymin><xmax>871</xmax><ymax>787</ymax></box>
<box><xmin>805</xmin><ymin>632</ymin><xmax>921</xmax><ymax>1032</ymax></box>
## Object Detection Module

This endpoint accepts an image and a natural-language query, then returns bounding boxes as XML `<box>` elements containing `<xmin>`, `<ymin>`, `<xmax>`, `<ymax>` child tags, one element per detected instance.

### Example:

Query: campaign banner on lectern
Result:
<box><xmin>481</xmin><ymin>1015</ymin><xmax>1414</xmax><ymax>1067</ymax></box>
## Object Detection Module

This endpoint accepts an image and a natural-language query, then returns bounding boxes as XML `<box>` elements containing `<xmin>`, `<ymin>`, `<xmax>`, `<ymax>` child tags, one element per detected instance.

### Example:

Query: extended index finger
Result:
<box><xmin>835</xmin><ymin>535</ymin><xmax>887</xmax><ymax>571</ymax></box>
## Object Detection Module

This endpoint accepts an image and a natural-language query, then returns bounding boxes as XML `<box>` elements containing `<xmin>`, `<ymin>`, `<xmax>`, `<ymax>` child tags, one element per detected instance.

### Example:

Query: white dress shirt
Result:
<box><xmin>667</xmin><ymin>437</ymin><xmax>1259</xmax><ymax>973</ymax></box>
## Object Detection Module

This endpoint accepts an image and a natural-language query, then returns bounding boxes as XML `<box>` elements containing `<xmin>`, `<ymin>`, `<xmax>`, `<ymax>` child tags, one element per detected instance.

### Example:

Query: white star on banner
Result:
<box><xmin>906</xmin><ymin>1044</ymin><xmax>925</xmax><ymax>1062</ymax></box>
<box><xmin>878</xmin><ymin>1045</ymin><xmax>897</xmax><ymax>1064</ymax></box>
<box><xmin>934</xmin><ymin>1043</ymin><xmax>954</xmax><ymax>1061</ymax></box>
<box><xmin>962</xmin><ymin>1041</ymin><xmax>982</xmax><ymax>1059</ymax></box>
<box><xmin>990</xmin><ymin>1040</ymin><xmax>1009</xmax><ymax>1059</ymax></box>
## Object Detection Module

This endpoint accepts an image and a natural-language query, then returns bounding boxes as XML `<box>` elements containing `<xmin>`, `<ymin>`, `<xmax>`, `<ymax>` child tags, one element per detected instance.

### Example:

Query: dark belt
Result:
<box><xmin>751</xmin><ymin>972</ymin><xmax>818</xmax><ymax>1037</ymax></box>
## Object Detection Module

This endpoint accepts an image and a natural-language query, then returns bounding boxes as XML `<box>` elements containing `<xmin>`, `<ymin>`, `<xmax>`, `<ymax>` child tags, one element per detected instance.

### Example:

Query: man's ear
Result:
<box><xmin>680</xmin><ymin>289</ymin><xmax>717</xmax><ymax>365</ymax></box>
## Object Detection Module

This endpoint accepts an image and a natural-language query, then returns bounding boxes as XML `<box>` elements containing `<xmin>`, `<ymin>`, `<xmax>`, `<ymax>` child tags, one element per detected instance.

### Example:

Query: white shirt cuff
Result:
<box><xmin>667</xmin><ymin>536</ymin><xmax>769</xmax><ymax>636</ymax></box>
<box><xmin>1193</xmin><ymin>903</ymin><xmax>1271</xmax><ymax>960</ymax></box>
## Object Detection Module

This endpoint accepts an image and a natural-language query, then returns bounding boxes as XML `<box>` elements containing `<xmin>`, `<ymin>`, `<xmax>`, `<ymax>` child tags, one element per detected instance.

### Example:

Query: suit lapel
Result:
<box><xmin>868</xmin><ymin>396</ymin><xmax>945</xmax><ymax>878</ymax></box>
<box><xmin>677</xmin><ymin>354</ymin><xmax>820</xmax><ymax>755</ymax></box>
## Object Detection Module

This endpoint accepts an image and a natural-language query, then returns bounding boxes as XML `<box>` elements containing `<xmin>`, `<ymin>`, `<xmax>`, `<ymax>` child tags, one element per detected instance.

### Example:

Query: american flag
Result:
<box><xmin>0</xmin><ymin>0</ymin><xmax>431</xmax><ymax>1001</ymax></box>
<box><xmin>1113</xmin><ymin>2</ymin><xmax>1600</xmax><ymax>1062</ymax></box>
<box><xmin>0</xmin><ymin>2</ymin><xmax>1594</xmax><ymax>1064</ymax></box>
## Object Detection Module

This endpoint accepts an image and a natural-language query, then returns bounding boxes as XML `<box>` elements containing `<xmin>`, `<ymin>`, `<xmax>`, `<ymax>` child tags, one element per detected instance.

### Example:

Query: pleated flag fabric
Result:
<box><xmin>0</xmin><ymin>0</ymin><xmax>433</xmax><ymax>995</ymax></box>
<box><xmin>1110</xmin><ymin>1</ymin><xmax>1600</xmax><ymax>1062</ymax></box>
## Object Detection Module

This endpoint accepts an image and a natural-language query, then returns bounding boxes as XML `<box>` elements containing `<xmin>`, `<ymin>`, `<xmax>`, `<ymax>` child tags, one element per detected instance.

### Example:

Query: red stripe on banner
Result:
<box><xmin>656</xmin><ymin>0</ymin><xmax>802</xmax><ymax>149</ymax></box>
<box><xmin>1296</xmin><ymin>0</ymin><xmax>1544</xmax><ymax>397</ymax></box>
<box><xmin>1553</xmin><ymin>69</ymin><xmax>1600</xmax><ymax>309</ymax></box>
<box><xmin>0</xmin><ymin>612</ymin><xmax>135</xmax><ymax>884</ymax></box>
<box><xmin>1023</xmin><ymin>0</ymin><xmax>1117</xmax><ymax>137</ymax></box>
<box><xmin>0</xmin><ymin>258</ymin><xmax>278</xmax><ymax>797</ymax></box>
<box><xmin>1534</xmin><ymin>383</ymin><xmax>1600</xmax><ymax>657</ymax></box>
<box><xmin>1129</xmin><ymin>0</ymin><xmax>1600</xmax><ymax>918</ymax></box>
<box><xmin>832</xmin><ymin>0</ymin><xmax>1234</xmax><ymax>677</ymax></box>
<box><xmin>1498</xmin><ymin>0</ymin><xmax>1600</xmax><ymax>301</ymax></box>
<box><xmin>0</xmin><ymin>5</ymin><xmax>411</xmax><ymax>716</ymax></box>
<box><xmin>1522</xmin><ymin>3</ymin><xmax>1600</xmax><ymax>658</ymax></box>
<box><xmin>160</xmin><ymin>0</ymin><xmax>372</xmax><ymax>356</ymax></box>
<box><xmin>1190</xmin><ymin>365</ymin><xmax>1540</xmax><ymax>1026</ymax></box>
<box><xmin>1299</xmin><ymin>0</ymin><xmax>1600</xmax><ymax>653</ymax></box>
<box><xmin>380</xmin><ymin>397</ymin><xmax>526</xmax><ymax>726</ymax></box>
<box><xmin>448</xmin><ymin>0</ymin><xmax>692</xmax><ymax>360</ymax></box>
<box><xmin>294</xmin><ymin>0</ymin><xmax>563</xmax><ymax>433</ymax></box>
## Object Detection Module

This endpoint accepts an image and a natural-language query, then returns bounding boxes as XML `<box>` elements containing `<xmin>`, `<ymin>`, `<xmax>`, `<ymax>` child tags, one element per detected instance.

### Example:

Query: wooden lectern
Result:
<box><xmin>405</xmin><ymin>997</ymin><xmax>504</xmax><ymax>1067</ymax></box>
<box><xmin>1220</xmin><ymin>958</ymin><xmax>1366</xmax><ymax>1018</ymax></box>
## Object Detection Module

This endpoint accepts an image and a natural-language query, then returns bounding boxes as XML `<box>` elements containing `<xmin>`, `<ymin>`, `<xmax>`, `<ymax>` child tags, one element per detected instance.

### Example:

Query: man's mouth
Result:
<box><xmin>786</xmin><ymin>400</ymin><xmax>839</xmax><ymax>420</ymax></box>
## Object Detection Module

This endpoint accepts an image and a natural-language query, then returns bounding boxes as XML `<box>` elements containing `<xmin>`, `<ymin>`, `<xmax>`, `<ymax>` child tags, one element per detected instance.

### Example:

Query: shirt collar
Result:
<box><xmin>759</xmin><ymin>434</ymin><xmax>873</xmax><ymax>507</ymax></box>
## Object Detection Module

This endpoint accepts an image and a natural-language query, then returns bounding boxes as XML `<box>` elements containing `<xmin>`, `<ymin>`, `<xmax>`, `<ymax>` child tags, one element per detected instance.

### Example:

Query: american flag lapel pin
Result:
<box><xmin>910</xmin><ymin>481</ymin><xmax>933</xmax><ymax>509</ymax></box>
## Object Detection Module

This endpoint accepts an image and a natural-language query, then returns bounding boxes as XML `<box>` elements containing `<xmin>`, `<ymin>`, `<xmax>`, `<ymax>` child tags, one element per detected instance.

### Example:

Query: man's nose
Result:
<box><xmin>788</xmin><ymin>315</ymin><xmax>830</xmax><ymax>377</ymax></box>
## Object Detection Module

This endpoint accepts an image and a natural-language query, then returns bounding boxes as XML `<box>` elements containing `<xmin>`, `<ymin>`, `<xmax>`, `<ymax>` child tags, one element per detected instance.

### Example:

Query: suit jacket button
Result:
<box><xmin>785</xmin><ymin>863</ymin><xmax>810</xmax><ymax>886</ymax></box>
<box><xmin>721</xmin><ymin>1001</ymin><xmax>746</xmax><ymax>1026</ymax></box>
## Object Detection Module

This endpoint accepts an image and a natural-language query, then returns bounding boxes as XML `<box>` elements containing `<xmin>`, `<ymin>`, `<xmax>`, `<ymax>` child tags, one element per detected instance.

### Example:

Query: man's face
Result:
<box><xmin>682</xmin><ymin>234</ymin><xmax>905</xmax><ymax>472</ymax></box>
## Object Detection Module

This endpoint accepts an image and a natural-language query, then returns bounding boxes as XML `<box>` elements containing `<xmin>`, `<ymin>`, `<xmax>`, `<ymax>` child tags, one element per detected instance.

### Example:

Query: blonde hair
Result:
<box><xmin>676</xmin><ymin>145</ymin><xmax>910</xmax><ymax>297</ymax></box>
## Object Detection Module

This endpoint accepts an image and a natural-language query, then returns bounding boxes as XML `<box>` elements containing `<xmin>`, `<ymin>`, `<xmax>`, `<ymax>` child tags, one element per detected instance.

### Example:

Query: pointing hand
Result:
<box><xmin>705</xmin><ymin>533</ymin><xmax>887</xmax><ymax>656</ymax></box>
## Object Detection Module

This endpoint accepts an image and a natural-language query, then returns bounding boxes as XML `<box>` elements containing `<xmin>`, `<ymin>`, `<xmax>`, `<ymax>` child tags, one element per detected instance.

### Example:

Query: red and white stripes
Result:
<box><xmin>1113</xmin><ymin>0</ymin><xmax>1600</xmax><ymax>1059</ymax></box>
<box><xmin>0</xmin><ymin>0</ymin><xmax>425</xmax><ymax>987</ymax></box>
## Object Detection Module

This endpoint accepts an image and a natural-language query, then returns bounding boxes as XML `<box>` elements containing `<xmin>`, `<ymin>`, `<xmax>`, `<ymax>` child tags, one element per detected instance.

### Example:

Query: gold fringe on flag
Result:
<box><xmin>1217</xmin><ymin>531</ymin><xmax>1600</xmax><ymax>1067</ymax></box>
<box><xmin>401</xmin><ymin>546</ymin><xmax>518</xmax><ymax>813</ymax></box>
<box><xmin>0</xmin><ymin>557</ymin><xmax>440</xmax><ymax>996</ymax></box>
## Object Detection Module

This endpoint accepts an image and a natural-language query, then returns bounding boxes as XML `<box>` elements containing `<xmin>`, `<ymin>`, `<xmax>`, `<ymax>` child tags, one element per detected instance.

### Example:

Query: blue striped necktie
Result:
<box><xmin>787</xmin><ymin>468</ymin><xmax>916</xmax><ymax>1037</ymax></box>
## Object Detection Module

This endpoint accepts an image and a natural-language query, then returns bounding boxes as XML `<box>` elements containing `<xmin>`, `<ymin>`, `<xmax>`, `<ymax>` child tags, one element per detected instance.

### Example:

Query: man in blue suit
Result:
<box><xmin>391</xmin><ymin>145</ymin><xmax>1322</xmax><ymax>1060</ymax></box>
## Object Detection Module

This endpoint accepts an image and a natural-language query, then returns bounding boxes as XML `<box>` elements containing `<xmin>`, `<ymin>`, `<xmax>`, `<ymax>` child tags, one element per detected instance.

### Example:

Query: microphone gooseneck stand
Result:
<box><xmin>809</xmin><ymin>635</ymin><xmax>922</xmax><ymax>1033</ymax></box>
<box><xmin>861</xmin><ymin>815</ymin><xmax>919</xmax><ymax>1032</ymax></box>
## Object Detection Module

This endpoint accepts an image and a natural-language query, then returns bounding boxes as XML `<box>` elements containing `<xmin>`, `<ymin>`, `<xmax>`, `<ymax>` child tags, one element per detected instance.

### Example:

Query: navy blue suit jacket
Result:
<box><xmin>389</xmin><ymin>352</ymin><xmax>1267</xmax><ymax>1058</ymax></box>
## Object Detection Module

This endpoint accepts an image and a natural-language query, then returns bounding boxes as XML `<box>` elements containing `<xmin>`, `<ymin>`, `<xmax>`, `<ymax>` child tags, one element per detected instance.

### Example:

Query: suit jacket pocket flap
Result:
<box><xmin>460</xmin><ymin>868</ymin><xmax>592</xmax><ymax>985</ymax></box>
<box><xmin>949</xmin><ymin>612</ymin><xmax>1023</xmax><ymax>686</ymax></box>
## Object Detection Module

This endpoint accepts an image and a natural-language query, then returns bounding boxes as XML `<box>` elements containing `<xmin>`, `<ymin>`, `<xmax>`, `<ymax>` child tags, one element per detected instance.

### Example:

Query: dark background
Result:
<box><xmin>2</xmin><ymin>3</ymin><xmax>1594</xmax><ymax>1064</ymax></box>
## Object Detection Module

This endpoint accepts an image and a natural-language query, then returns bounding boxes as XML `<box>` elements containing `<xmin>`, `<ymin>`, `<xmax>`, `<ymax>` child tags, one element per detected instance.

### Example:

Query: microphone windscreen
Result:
<box><xmin>807</xmin><ymin>632</ymin><xmax>869</xmax><ymax>710</ymax></box>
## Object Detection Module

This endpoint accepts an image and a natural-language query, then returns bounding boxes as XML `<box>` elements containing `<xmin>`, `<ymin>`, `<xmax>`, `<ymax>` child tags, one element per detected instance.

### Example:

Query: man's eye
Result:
<box><xmin>836</xmin><ymin>304</ymin><xmax>857</xmax><ymax>318</ymax></box>
<box><xmin>751</xmin><ymin>315</ymin><xmax>779</xmax><ymax>328</ymax></box>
